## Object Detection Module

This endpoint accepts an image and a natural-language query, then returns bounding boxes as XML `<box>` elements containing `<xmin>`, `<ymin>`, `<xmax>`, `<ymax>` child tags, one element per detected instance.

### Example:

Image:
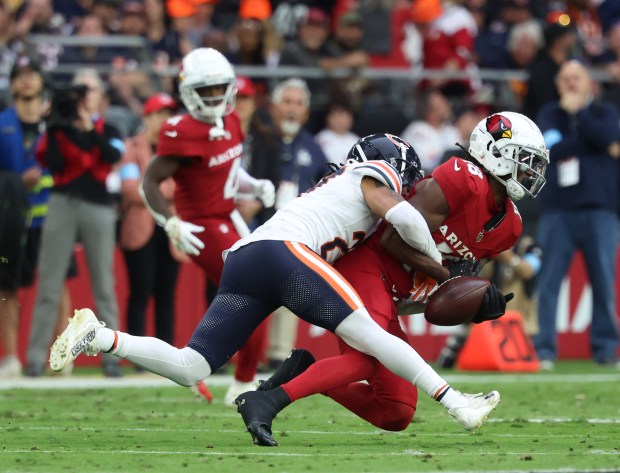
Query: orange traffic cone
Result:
<box><xmin>456</xmin><ymin>311</ymin><xmax>540</xmax><ymax>372</ymax></box>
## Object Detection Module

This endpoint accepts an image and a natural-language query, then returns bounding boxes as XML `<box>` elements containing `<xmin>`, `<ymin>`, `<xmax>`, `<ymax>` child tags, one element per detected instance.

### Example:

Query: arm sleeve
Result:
<box><xmin>384</xmin><ymin>201</ymin><xmax>442</xmax><ymax>263</ymax></box>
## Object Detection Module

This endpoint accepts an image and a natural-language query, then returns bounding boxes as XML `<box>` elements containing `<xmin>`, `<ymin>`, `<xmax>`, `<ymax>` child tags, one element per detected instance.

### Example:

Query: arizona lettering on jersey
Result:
<box><xmin>226</xmin><ymin>161</ymin><xmax>403</xmax><ymax>264</ymax></box>
<box><xmin>157</xmin><ymin>112</ymin><xmax>245</xmax><ymax>220</ymax></box>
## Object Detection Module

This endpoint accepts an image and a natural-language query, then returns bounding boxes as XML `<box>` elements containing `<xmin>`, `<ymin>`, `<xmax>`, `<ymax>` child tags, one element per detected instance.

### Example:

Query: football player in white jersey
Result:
<box><xmin>50</xmin><ymin>133</ymin><xmax>500</xmax><ymax>441</ymax></box>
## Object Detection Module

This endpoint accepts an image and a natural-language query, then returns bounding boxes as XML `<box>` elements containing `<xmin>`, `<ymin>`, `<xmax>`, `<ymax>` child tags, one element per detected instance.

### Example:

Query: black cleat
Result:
<box><xmin>235</xmin><ymin>391</ymin><xmax>279</xmax><ymax>446</ymax></box>
<box><xmin>257</xmin><ymin>348</ymin><xmax>316</xmax><ymax>392</ymax></box>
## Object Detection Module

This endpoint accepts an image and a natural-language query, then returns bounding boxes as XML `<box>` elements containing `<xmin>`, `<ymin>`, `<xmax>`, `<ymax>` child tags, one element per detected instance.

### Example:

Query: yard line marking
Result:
<box><xmin>1</xmin><ymin>372</ymin><xmax>619</xmax><ymax>390</ymax></box>
<box><xmin>3</xmin><ymin>423</ymin><xmax>619</xmax><ymax>434</ymax></box>
<box><xmin>2</xmin><ymin>449</ymin><xmax>620</xmax><ymax>457</ymax></box>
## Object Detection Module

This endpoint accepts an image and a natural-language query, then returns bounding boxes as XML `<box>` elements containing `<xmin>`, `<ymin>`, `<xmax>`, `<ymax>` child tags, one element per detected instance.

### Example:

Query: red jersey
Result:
<box><xmin>157</xmin><ymin>111</ymin><xmax>245</xmax><ymax>221</ymax></box>
<box><xmin>362</xmin><ymin>157</ymin><xmax>522</xmax><ymax>299</ymax></box>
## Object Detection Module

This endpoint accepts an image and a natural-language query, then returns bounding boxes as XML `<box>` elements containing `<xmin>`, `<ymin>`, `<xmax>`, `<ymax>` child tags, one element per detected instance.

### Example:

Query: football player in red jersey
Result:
<box><xmin>239</xmin><ymin>112</ymin><xmax>549</xmax><ymax>445</ymax></box>
<box><xmin>140</xmin><ymin>48</ymin><xmax>276</xmax><ymax>402</ymax></box>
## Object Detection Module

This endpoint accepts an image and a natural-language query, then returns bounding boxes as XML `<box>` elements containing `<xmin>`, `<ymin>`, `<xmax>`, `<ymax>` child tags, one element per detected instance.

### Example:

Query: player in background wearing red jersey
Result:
<box><xmin>236</xmin><ymin>112</ymin><xmax>549</xmax><ymax>446</ymax></box>
<box><xmin>140</xmin><ymin>48</ymin><xmax>276</xmax><ymax>402</ymax></box>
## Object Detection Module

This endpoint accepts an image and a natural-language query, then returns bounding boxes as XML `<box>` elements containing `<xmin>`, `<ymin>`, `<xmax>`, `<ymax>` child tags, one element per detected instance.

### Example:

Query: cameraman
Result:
<box><xmin>27</xmin><ymin>68</ymin><xmax>125</xmax><ymax>378</ymax></box>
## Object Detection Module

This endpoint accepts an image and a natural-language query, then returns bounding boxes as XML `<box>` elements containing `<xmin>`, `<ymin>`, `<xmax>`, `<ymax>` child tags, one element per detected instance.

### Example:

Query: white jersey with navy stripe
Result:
<box><xmin>226</xmin><ymin>161</ymin><xmax>403</xmax><ymax>264</ymax></box>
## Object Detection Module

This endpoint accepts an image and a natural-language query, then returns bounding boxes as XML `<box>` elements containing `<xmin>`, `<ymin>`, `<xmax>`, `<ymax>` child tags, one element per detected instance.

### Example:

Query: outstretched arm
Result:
<box><xmin>361</xmin><ymin>177</ymin><xmax>441</xmax><ymax>263</ymax></box>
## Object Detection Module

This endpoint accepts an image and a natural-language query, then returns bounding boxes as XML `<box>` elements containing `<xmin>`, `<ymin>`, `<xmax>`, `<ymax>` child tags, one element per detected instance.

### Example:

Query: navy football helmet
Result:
<box><xmin>346</xmin><ymin>133</ymin><xmax>423</xmax><ymax>192</ymax></box>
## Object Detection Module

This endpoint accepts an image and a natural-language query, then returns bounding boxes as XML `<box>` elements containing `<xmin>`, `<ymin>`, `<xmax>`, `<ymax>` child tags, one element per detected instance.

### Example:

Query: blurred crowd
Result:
<box><xmin>2</xmin><ymin>0</ymin><xmax>620</xmax><ymax>133</ymax></box>
<box><xmin>1</xmin><ymin>0</ymin><xmax>620</xmax><ymax>379</ymax></box>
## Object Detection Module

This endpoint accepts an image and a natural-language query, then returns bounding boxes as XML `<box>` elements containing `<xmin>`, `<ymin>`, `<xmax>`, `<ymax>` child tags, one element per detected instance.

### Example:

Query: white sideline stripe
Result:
<box><xmin>3</xmin><ymin>424</ymin><xmax>619</xmax><ymax>434</ymax></box>
<box><xmin>0</xmin><ymin>374</ymin><xmax>234</xmax><ymax>390</ymax></box>
<box><xmin>3</xmin><ymin>449</ymin><xmax>619</xmax><ymax>458</ymax></box>
<box><xmin>1</xmin><ymin>372</ymin><xmax>619</xmax><ymax>390</ymax></box>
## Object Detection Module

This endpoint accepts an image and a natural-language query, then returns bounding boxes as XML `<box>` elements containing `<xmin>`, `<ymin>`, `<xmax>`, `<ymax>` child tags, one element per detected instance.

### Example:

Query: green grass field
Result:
<box><xmin>1</xmin><ymin>361</ymin><xmax>619</xmax><ymax>473</ymax></box>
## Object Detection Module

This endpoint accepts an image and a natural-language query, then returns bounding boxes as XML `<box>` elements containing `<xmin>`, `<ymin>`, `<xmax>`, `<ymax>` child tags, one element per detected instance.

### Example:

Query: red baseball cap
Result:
<box><xmin>236</xmin><ymin>75</ymin><xmax>256</xmax><ymax>97</ymax></box>
<box><xmin>301</xmin><ymin>7</ymin><xmax>329</xmax><ymax>27</ymax></box>
<box><xmin>143</xmin><ymin>93</ymin><xmax>178</xmax><ymax>115</ymax></box>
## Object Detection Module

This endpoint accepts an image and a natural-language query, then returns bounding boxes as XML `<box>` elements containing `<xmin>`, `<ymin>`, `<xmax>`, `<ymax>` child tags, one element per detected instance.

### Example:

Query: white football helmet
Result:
<box><xmin>178</xmin><ymin>48</ymin><xmax>237</xmax><ymax>124</ymax></box>
<box><xmin>468</xmin><ymin>111</ymin><xmax>549</xmax><ymax>201</ymax></box>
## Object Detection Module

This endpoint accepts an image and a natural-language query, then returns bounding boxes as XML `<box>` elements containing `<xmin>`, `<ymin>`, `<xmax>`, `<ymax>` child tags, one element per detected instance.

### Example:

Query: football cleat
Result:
<box><xmin>235</xmin><ymin>391</ymin><xmax>279</xmax><ymax>447</ymax></box>
<box><xmin>224</xmin><ymin>380</ymin><xmax>258</xmax><ymax>407</ymax></box>
<box><xmin>257</xmin><ymin>348</ymin><xmax>316</xmax><ymax>392</ymax></box>
<box><xmin>448</xmin><ymin>390</ymin><xmax>501</xmax><ymax>431</ymax></box>
<box><xmin>49</xmin><ymin>309</ymin><xmax>104</xmax><ymax>371</ymax></box>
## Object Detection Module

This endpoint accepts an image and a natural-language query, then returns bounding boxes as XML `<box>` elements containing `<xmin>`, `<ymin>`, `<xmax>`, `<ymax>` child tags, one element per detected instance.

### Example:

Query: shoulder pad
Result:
<box><xmin>351</xmin><ymin>161</ymin><xmax>403</xmax><ymax>195</ymax></box>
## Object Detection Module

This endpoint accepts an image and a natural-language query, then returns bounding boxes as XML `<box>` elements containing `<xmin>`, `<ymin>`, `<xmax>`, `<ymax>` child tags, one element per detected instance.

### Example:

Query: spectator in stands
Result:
<box><xmin>534</xmin><ymin>60</ymin><xmax>620</xmax><ymax>370</ymax></box>
<box><xmin>92</xmin><ymin>0</ymin><xmax>121</xmax><ymax>33</ymax></box>
<box><xmin>0</xmin><ymin>3</ymin><xmax>22</xmax><ymax>102</ymax></box>
<box><xmin>278</xmin><ymin>7</ymin><xmax>334</xmax><ymax>128</ymax></box>
<box><xmin>0</xmin><ymin>56</ymin><xmax>46</xmax><ymax>377</ymax></box>
<box><xmin>315</xmin><ymin>100</ymin><xmax>360</xmax><ymax>165</ymax></box>
<box><xmin>60</xmin><ymin>14</ymin><xmax>119</xmax><ymax>68</ymax></box>
<box><xmin>118</xmin><ymin>1</ymin><xmax>148</xmax><ymax>39</ymax></box>
<box><xmin>400</xmin><ymin>88</ymin><xmax>460</xmax><ymax>173</ymax></box>
<box><xmin>523</xmin><ymin>18</ymin><xmax>577</xmax><ymax>121</ymax></box>
<box><xmin>438</xmin><ymin>105</ymin><xmax>486</xmax><ymax>163</ymax></box>
<box><xmin>270</xmin><ymin>0</ymin><xmax>312</xmax><ymax>41</ymax></box>
<box><xmin>497</xmin><ymin>19</ymin><xmax>546</xmax><ymax>111</ymax></box>
<box><xmin>476</xmin><ymin>0</ymin><xmax>537</xmax><ymax>70</ymax></box>
<box><xmin>145</xmin><ymin>0</ymin><xmax>189</xmax><ymax>67</ymax></box>
<box><xmin>225</xmin><ymin>17</ymin><xmax>281</xmax><ymax>101</ymax></box>
<box><xmin>168</xmin><ymin>0</ymin><xmax>221</xmax><ymax>51</ymax></box>
<box><xmin>26</xmin><ymin>68</ymin><xmax>124</xmax><ymax>377</ymax></box>
<box><xmin>226</xmin><ymin>17</ymin><xmax>281</xmax><ymax>68</ymax></box>
<box><xmin>563</xmin><ymin>0</ymin><xmax>605</xmax><ymax>61</ymax></box>
<box><xmin>119</xmin><ymin>93</ymin><xmax>182</xmax><ymax>353</ymax></box>
<box><xmin>13</xmin><ymin>0</ymin><xmax>66</xmax><ymax>37</ymax></box>
<box><xmin>51</xmin><ymin>0</ymin><xmax>90</xmax><ymax>30</ymax></box>
<box><xmin>410</xmin><ymin>0</ymin><xmax>479</xmax><ymax>97</ymax></box>
<box><xmin>321</xmin><ymin>10</ymin><xmax>370</xmax><ymax>110</ymax></box>
<box><xmin>362</xmin><ymin>1</ymin><xmax>411</xmax><ymax>68</ymax></box>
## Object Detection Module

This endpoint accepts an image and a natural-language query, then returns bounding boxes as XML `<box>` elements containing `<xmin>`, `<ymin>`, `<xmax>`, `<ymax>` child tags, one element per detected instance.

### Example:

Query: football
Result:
<box><xmin>424</xmin><ymin>276</ymin><xmax>491</xmax><ymax>326</ymax></box>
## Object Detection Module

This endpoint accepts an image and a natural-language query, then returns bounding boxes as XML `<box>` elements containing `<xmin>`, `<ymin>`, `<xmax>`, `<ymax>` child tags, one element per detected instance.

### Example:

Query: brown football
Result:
<box><xmin>424</xmin><ymin>276</ymin><xmax>491</xmax><ymax>326</ymax></box>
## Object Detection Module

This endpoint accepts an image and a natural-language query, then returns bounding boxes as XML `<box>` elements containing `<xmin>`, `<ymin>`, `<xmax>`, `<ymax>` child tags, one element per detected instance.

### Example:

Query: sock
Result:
<box><xmin>282</xmin><ymin>351</ymin><xmax>376</xmax><ymax>401</ymax></box>
<box><xmin>95</xmin><ymin>327</ymin><xmax>115</xmax><ymax>352</ymax></box>
<box><xmin>234</xmin><ymin>319</ymin><xmax>268</xmax><ymax>383</ymax></box>
<box><xmin>97</xmin><ymin>329</ymin><xmax>212</xmax><ymax>386</ymax></box>
<box><xmin>270</xmin><ymin>387</ymin><xmax>292</xmax><ymax>412</ymax></box>
<box><xmin>259</xmin><ymin>349</ymin><xmax>316</xmax><ymax>392</ymax></box>
<box><xmin>438</xmin><ymin>388</ymin><xmax>467</xmax><ymax>410</ymax></box>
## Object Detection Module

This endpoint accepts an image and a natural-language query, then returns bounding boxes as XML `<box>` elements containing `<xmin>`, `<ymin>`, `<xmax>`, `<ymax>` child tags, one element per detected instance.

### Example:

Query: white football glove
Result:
<box><xmin>252</xmin><ymin>179</ymin><xmax>276</xmax><ymax>208</ymax></box>
<box><xmin>164</xmin><ymin>216</ymin><xmax>205</xmax><ymax>256</ymax></box>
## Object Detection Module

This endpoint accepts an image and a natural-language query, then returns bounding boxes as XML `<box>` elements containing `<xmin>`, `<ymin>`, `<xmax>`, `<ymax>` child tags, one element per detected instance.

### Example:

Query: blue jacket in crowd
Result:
<box><xmin>536</xmin><ymin>100</ymin><xmax>620</xmax><ymax>213</ymax></box>
<box><xmin>0</xmin><ymin>107</ymin><xmax>52</xmax><ymax>228</ymax></box>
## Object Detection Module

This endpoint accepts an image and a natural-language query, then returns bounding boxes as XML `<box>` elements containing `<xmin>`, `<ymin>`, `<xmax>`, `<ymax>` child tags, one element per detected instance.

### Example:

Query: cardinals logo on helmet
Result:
<box><xmin>486</xmin><ymin>114</ymin><xmax>512</xmax><ymax>140</ymax></box>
